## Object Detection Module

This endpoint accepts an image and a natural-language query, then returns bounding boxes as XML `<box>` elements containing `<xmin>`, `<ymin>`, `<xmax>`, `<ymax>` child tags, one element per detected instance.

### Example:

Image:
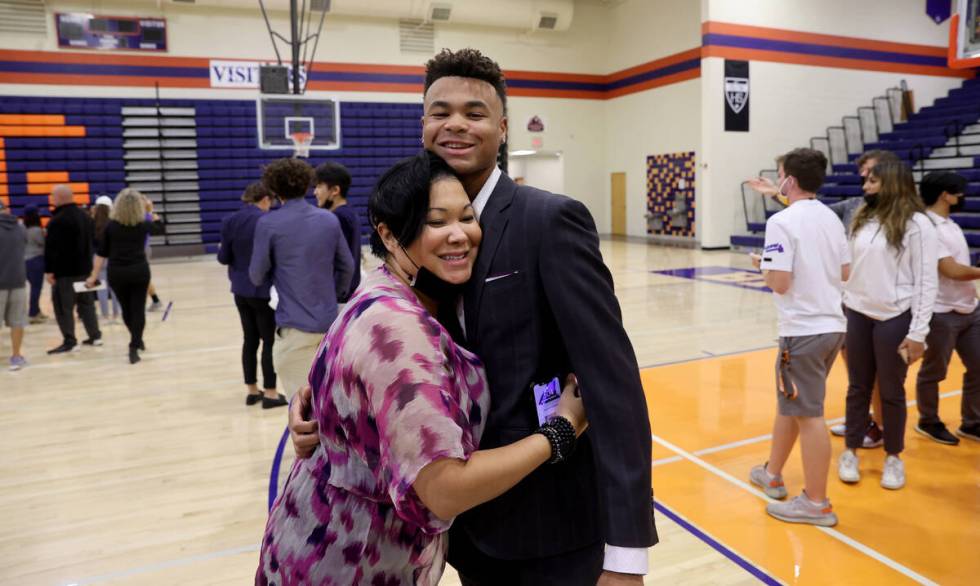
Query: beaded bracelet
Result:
<box><xmin>536</xmin><ymin>416</ymin><xmax>577</xmax><ymax>464</ymax></box>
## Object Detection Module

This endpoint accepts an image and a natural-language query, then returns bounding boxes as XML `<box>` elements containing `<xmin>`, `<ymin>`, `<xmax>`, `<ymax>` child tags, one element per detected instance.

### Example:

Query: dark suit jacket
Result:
<box><xmin>451</xmin><ymin>174</ymin><xmax>658</xmax><ymax>560</ymax></box>
<box><xmin>44</xmin><ymin>203</ymin><xmax>94</xmax><ymax>278</ymax></box>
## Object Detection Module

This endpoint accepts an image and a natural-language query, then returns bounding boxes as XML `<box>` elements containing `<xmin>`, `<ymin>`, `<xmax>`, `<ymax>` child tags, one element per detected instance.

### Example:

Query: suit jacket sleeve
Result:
<box><xmin>249</xmin><ymin>218</ymin><xmax>273</xmax><ymax>287</ymax></box>
<box><xmin>538</xmin><ymin>197</ymin><xmax>656</xmax><ymax>548</ymax></box>
<box><xmin>44</xmin><ymin>217</ymin><xmax>61</xmax><ymax>272</ymax></box>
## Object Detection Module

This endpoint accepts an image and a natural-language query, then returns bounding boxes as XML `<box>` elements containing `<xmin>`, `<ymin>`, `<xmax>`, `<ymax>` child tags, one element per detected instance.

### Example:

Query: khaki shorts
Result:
<box><xmin>0</xmin><ymin>287</ymin><xmax>28</xmax><ymax>328</ymax></box>
<box><xmin>775</xmin><ymin>333</ymin><xmax>845</xmax><ymax>417</ymax></box>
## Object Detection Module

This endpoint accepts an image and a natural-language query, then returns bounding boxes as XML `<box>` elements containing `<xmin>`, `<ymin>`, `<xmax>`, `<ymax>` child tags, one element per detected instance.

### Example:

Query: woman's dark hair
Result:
<box><xmin>261</xmin><ymin>158</ymin><xmax>314</xmax><ymax>200</ymax></box>
<box><xmin>369</xmin><ymin>151</ymin><xmax>459</xmax><ymax>260</ymax></box>
<box><xmin>241</xmin><ymin>181</ymin><xmax>270</xmax><ymax>204</ymax></box>
<box><xmin>851</xmin><ymin>161</ymin><xmax>923</xmax><ymax>250</ymax></box>
<box><xmin>424</xmin><ymin>48</ymin><xmax>507</xmax><ymax>111</ymax></box>
<box><xmin>22</xmin><ymin>206</ymin><xmax>42</xmax><ymax>228</ymax></box>
<box><xmin>92</xmin><ymin>203</ymin><xmax>111</xmax><ymax>243</ymax></box>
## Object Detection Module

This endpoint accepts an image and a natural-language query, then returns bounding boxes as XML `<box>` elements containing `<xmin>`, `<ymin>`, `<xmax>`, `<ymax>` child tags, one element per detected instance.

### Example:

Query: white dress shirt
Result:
<box><xmin>461</xmin><ymin>167</ymin><xmax>648</xmax><ymax>575</ymax></box>
<box><xmin>843</xmin><ymin>212</ymin><xmax>938</xmax><ymax>342</ymax></box>
<box><xmin>928</xmin><ymin>210</ymin><xmax>979</xmax><ymax>314</ymax></box>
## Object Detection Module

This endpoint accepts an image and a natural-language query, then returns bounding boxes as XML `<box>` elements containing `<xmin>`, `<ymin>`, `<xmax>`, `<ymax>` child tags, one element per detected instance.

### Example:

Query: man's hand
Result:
<box><xmin>746</xmin><ymin>176</ymin><xmax>778</xmax><ymax>196</ymax></box>
<box><xmin>597</xmin><ymin>571</ymin><xmax>643</xmax><ymax>586</ymax></box>
<box><xmin>289</xmin><ymin>384</ymin><xmax>319</xmax><ymax>458</ymax></box>
<box><xmin>45</xmin><ymin>273</ymin><xmax>55</xmax><ymax>285</ymax></box>
<box><xmin>898</xmin><ymin>338</ymin><xmax>926</xmax><ymax>364</ymax></box>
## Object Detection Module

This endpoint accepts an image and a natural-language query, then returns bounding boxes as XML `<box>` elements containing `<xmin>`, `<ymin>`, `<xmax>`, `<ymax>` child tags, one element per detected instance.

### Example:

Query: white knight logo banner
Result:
<box><xmin>724</xmin><ymin>60</ymin><xmax>750</xmax><ymax>132</ymax></box>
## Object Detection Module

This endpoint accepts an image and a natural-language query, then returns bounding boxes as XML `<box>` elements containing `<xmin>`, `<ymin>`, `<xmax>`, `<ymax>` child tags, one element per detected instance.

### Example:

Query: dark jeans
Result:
<box><xmin>25</xmin><ymin>255</ymin><xmax>45</xmax><ymax>317</ymax></box>
<box><xmin>916</xmin><ymin>306</ymin><xmax>980</xmax><ymax>428</ymax></box>
<box><xmin>108</xmin><ymin>263</ymin><xmax>150</xmax><ymax>350</ymax></box>
<box><xmin>52</xmin><ymin>275</ymin><xmax>100</xmax><ymax>346</ymax></box>
<box><xmin>845</xmin><ymin>308</ymin><xmax>911</xmax><ymax>454</ymax></box>
<box><xmin>449</xmin><ymin>528</ymin><xmax>604</xmax><ymax>586</ymax></box>
<box><xmin>234</xmin><ymin>295</ymin><xmax>277</xmax><ymax>389</ymax></box>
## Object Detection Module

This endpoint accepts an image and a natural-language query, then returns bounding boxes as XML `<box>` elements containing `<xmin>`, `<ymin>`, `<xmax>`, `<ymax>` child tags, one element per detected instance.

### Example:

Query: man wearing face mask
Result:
<box><xmin>915</xmin><ymin>172</ymin><xmax>980</xmax><ymax>445</ymax></box>
<box><xmin>748</xmin><ymin>151</ymin><xmax>899</xmax><ymax>447</ymax></box>
<box><xmin>314</xmin><ymin>162</ymin><xmax>362</xmax><ymax>302</ymax></box>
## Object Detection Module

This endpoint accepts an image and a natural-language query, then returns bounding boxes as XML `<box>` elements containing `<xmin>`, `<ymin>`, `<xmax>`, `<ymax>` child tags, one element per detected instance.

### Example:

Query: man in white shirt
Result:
<box><xmin>749</xmin><ymin>148</ymin><xmax>850</xmax><ymax>527</ymax></box>
<box><xmin>915</xmin><ymin>172</ymin><xmax>980</xmax><ymax>444</ymax></box>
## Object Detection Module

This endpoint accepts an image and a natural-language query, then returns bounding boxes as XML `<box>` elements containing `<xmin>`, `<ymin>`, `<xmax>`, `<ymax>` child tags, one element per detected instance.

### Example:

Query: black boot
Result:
<box><xmin>129</xmin><ymin>348</ymin><xmax>141</xmax><ymax>364</ymax></box>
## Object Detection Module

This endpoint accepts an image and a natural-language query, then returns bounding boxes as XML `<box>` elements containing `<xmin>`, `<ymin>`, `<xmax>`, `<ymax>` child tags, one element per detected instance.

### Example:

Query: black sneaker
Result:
<box><xmin>47</xmin><ymin>342</ymin><xmax>77</xmax><ymax>355</ymax></box>
<box><xmin>262</xmin><ymin>394</ymin><xmax>289</xmax><ymax>409</ymax></box>
<box><xmin>129</xmin><ymin>348</ymin><xmax>141</xmax><ymax>364</ymax></box>
<box><xmin>956</xmin><ymin>424</ymin><xmax>980</xmax><ymax>442</ymax></box>
<box><xmin>82</xmin><ymin>337</ymin><xmax>103</xmax><ymax>347</ymax></box>
<box><xmin>915</xmin><ymin>422</ymin><xmax>959</xmax><ymax>445</ymax></box>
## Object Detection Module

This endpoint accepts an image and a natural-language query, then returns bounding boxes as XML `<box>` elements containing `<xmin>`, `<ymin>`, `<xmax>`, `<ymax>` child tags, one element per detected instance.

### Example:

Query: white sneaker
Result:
<box><xmin>838</xmin><ymin>450</ymin><xmax>860</xmax><ymax>483</ymax></box>
<box><xmin>881</xmin><ymin>455</ymin><xmax>905</xmax><ymax>490</ymax></box>
<box><xmin>830</xmin><ymin>423</ymin><xmax>846</xmax><ymax>436</ymax></box>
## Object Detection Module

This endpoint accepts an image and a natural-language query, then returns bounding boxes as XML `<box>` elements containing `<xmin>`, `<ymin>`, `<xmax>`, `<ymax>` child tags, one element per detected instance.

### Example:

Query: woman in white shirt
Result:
<box><xmin>839</xmin><ymin>161</ymin><xmax>938</xmax><ymax>490</ymax></box>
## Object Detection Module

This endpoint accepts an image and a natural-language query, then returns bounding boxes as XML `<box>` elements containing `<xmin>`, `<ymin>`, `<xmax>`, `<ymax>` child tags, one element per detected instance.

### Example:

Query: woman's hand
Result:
<box><xmin>898</xmin><ymin>338</ymin><xmax>925</xmax><ymax>364</ymax></box>
<box><xmin>555</xmin><ymin>373</ymin><xmax>588</xmax><ymax>436</ymax></box>
<box><xmin>84</xmin><ymin>276</ymin><xmax>98</xmax><ymax>289</ymax></box>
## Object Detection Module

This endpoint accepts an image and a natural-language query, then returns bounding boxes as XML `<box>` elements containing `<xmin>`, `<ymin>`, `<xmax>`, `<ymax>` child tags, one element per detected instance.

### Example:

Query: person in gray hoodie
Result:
<box><xmin>0</xmin><ymin>198</ymin><xmax>28</xmax><ymax>370</ymax></box>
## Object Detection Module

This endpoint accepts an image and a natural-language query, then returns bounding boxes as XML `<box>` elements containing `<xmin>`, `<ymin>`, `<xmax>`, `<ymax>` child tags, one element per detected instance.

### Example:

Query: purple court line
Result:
<box><xmin>267</xmin><ymin>427</ymin><xmax>290</xmax><ymax>511</ymax></box>
<box><xmin>653</xmin><ymin>500</ymin><xmax>782</xmax><ymax>585</ymax></box>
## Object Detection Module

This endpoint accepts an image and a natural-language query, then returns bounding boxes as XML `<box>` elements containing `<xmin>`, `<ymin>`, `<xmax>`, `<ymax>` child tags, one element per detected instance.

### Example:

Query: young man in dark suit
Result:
<box><xmin>289</xmin><ymin>49</ymin><xmax>657</xmax><ymax>585</ymax></box>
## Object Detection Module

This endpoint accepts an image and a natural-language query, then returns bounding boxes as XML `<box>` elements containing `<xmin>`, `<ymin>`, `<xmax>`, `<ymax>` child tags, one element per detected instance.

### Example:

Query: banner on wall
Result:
<box><xmin>724</xmin><ymin>60</ymin><xmax>749</xmax><ymax>132</ymax></box>
<box><xmin>209</xmin><ymin>60</ymin><xmax>306</xmax><ymax>89</ymax></box>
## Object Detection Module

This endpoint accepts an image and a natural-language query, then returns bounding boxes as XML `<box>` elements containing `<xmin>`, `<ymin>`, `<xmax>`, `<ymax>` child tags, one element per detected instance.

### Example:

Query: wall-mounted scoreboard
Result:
<box><xmin>56</xmin><ymin>13</ymin><xmax>168</xmax><ymax>52</ymax></box>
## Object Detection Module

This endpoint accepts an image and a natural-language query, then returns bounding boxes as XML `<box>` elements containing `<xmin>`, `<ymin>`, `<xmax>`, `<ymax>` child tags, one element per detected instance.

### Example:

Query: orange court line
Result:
<box><xmin>0</xmin><ymin>126</ymin><xmax>87</xmax><ymax>137</ymax></box>
<box><xmin>27</xmin><ymin>171</ymin><xmax>70</xmax><ymax>183</ymax></box>
<box><xmin>0</xmin><ymin>114</ymin><xmax>66</xmax><ymax>126</ymax></box>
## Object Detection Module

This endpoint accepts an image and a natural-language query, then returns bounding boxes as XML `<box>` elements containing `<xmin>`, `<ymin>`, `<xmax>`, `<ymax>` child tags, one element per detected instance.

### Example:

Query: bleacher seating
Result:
<box><xmin>0</xmin><ymin>95</ymin><xmax>423</xmax><ymax>251</ymax></box>
<box><xmin>732</xmin><ymin>77</ymin><xmax>980</xmax><ymax>262</ymax></box>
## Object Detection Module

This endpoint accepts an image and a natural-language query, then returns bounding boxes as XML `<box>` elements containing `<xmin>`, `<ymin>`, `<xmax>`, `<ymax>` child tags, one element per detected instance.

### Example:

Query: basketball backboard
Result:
<box><xmin>257</xmin><ymin>95</ymin><xmax>340</xmax><ymax>150</ymax></box>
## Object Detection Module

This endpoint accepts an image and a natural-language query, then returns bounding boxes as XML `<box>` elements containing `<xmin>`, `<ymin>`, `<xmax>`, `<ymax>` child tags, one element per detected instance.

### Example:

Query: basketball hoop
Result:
<box><xmin>290</xmin><ymin>131</ymin><xmax>313</xmax><ymax>158</ymax></box>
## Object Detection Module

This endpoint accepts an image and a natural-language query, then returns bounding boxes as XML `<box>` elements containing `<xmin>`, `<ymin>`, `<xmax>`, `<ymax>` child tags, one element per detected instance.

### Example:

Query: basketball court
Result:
<box><xmin>1</xmin><ymin>242</ymin><xmax>976</xmax><ymax>585</ymax></box>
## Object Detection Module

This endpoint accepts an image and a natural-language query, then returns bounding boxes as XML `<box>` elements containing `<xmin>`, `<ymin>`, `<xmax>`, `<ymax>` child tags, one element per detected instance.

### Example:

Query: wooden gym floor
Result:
<box><xmin>1</xmin><ymin>240</ymin><xmax>976</xmax><ymax>585</ymax></box>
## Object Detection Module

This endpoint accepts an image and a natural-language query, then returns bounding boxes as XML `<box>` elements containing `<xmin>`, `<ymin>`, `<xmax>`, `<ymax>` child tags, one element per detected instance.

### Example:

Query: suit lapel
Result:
<box><xmin>465</xmin><ymin>174</ymin><xmax>516</xmax><ymax>341</ymax></box>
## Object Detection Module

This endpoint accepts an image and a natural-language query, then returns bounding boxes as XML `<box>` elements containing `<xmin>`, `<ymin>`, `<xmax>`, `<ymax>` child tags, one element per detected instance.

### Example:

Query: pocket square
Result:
<box><xmin>485</xmin><ymin>270</ymin><xmax>520</xmax><ymax>283</ymax></box>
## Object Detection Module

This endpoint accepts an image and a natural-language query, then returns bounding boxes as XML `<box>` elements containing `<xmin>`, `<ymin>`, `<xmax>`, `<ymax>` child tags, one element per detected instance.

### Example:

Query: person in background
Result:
<box><xmin>838</xmin><ymin>161</ymin><xmax>937</xmax><ymax>490</ymax></box>
<box><xmin>44</xmin><ymin>184</ymin><xmax>102</xmax><ymax>353</ymax></box>
<box><xmin>91</xmin><ymin>195</ymin><xmax>121</xmax><ymax>323</ymax></box>
<box><xmin>22</xmin><ymin>205</ymin><xmax>47</xmax><ymax>324</ymax></box>
<box><xmin>747</xmin><ymin>149</ymin><xmax>900</xmax><ymax>447</ymax></box>
<box><xmin>144</xmin><ymin>197</ymin><xmax>164</xmax><ymax>312</ymax></box>
<box><xmin>0</xmin><ymin>198</ymin><xmax>28</xmax><ymax>370</ymax></box>
<box><xmin>314</xmin><ymin>162</ymin><xmax>362</xmax><ymax>302</ymax></box>
<box><xmin>218</xmin><ymin>182</ymin><xmax>283</xmax><ymax>408</ymax></box>
<box><xmin>85</xmin><ymin>189</ymin><xmax>163</xmax><ymax>364</ymax></box>
<box><xmin>915</xmin><ymin>172</ymin><xmax>980</xmax><ymax>444</ymax></box>
<box><xmin>249</xmin><ymin>158</ymin><xmax>354</xmax><ymax>402</ymax></box>
<box><xmin>748</xmin><ymin>148</ymin><xmax>849</xmax><ymax>527</ymax></box>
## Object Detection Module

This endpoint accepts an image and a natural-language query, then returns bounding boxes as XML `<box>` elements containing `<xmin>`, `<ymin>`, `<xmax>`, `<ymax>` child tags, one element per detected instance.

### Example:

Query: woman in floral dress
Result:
<box><xmin>256</xmin><ymin>152</ymin><xmax>586</xmax><ymax>585</ymax></box>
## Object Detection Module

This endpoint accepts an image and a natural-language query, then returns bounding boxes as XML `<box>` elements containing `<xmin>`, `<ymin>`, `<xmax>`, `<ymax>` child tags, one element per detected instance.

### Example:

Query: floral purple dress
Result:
<box><xmin>256</xmin><ymin>266</ymin><xmax>489</xmax><ymax>586</ymax></box>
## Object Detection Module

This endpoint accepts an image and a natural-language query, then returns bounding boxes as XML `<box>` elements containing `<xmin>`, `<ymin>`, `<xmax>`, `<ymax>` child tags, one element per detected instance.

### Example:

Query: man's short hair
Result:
<box><xmin>314</xmin><ymin>162</ymin><xmax>352</xmax><ymax>198</ymax></box>
<box><xmin>856</xmin><ymin>149</ymin><xmax>900</xmax><ymax>170</ymax></box>
<box><xmin>240</xmin><ymin>182</ymin><xmax>269</xmax><ymax>203</ymax></box>
<box><xmin>782</xmin><ymin>148</ymin><xmax>827</xmax><ymax>193</ymax></box>
<box><xmin>262</xmin><ymin>158</ymin><xmax>314</xmax><ymax>200</ymax></box>
<box><xmin>920</xmin><ymin>171</ymin><xmax>968</xmax><ymax>206</ymax></box>
<box><xmin>424</xmin><ymin>48</ymin><xmax>507</xmax><ymax>110</ymax></box>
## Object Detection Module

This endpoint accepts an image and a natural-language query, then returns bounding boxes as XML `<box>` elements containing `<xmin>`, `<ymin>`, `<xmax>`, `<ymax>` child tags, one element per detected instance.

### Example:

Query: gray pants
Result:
<box><xmin>916</xmin><ymin>305</ymin><xmax>980</xmax><ymax>428</ymax></box>
<box><xmin>52</xmin><ymin>275</ymin><xmax>101</xmax><ymax>346</ymax></box>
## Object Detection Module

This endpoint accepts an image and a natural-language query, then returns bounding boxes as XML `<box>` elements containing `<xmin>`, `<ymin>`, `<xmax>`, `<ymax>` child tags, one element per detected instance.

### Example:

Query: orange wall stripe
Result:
<box><xmin>0</xmin><ymin>195</ymin><xmax>9</xmax><ymax>206</ymax></box>
<box><xmin>27</xmin><ymin>171</ymin><xmax>70</xmax><ymax>183</ymax></box>
<box><xmin>700</xmin><ymin>45</ymin><xmax>974</xmax><ymax>78</ymax></box>
<box><xmin>0</xmin><ymin>126</ymin><xmax>87</xmax><ymax>137</ymax></box>
<box><xmin>0</xmin><ymin>114</ymin><xmax>66</xmax><ymax>126</ymax></box>
<box><xmin>0</xmin><ymin>72</ymin><xmax>213</xmax><ymax>88</ymax></box>
<box><xmin>72</xmin><ymin>194</ymin><xmax>91</xmax><ymax>205</ymax></box>
<box><xmin>0</xmin><ymin>186</ymin><xmax>7</xmax><ymax>196</ymax></box>
<box><xmin>28</xmin><ymin>182</ymin><xmax>88</xmax><ymax>195</ymax></box>
<box><xmin>0</xmin><ymin>162</ymin><xmax>6</xmax><ymax>173</ymax></box>
<box><xmin>701</xmin><ymin>21</ymin><xmax>949</xmax><ymax>57</ymax></box>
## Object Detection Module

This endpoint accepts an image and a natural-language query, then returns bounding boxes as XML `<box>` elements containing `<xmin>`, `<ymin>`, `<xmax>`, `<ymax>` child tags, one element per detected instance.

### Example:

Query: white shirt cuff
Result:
<box><xmin>603</xmin><ymin>544</ymin><xmax>649</xmax><ymax>575</ymax></box>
